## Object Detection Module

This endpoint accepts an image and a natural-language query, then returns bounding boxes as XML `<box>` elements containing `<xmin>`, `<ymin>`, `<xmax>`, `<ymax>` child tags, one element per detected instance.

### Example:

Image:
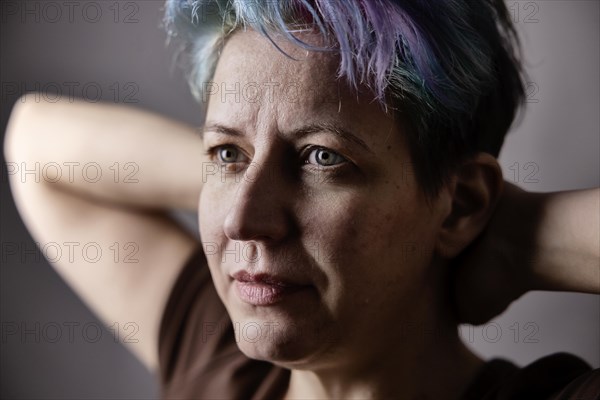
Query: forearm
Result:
<box><xmin>451</xmin><ymin>180</ymin><xmax>599</xmax><ymax>324</ymax></box>
<box><xmin>4</xmin><ymin>94</ymin><xmax>204</xmax><ymax>211</ymax></box>
<box><xmin>528</xmin><ymin>187</ymin><xmax>600</xmax><ymax>293</ymax></box>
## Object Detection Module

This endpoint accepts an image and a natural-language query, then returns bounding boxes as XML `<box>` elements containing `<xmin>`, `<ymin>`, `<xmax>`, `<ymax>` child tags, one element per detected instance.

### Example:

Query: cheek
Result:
<box><xmin>311</xmin><ymin>190</ymin><xmax>423</xmax><ymax>265</ymax></box>
<box><xmin>198</xmin><ymin>184</ymin><xmax>232</xmax><ymax>291</ymax></box>
<box><xmin>309</xmin><ymin>188</ymin><xmax>435</xmax><ymax>305</ymax></box>
<box><xmin>198</xmin><ymin>185</ymin><xmax>222</xmax><ymax>243</ymax></box>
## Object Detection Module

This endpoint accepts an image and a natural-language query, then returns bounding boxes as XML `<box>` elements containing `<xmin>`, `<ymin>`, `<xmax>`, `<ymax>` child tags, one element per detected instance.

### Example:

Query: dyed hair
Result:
<box><xmin>164</xmin><ymin>0</ymin><xmax>527</xmax><ymax>200</ymax></box>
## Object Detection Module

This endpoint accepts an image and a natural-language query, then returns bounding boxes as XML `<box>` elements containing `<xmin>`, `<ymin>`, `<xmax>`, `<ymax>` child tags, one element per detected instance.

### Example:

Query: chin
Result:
<box><xmin>231</xmin><ymin>311</ymin><xmax>340</xmax><ymax>368</ymax></box>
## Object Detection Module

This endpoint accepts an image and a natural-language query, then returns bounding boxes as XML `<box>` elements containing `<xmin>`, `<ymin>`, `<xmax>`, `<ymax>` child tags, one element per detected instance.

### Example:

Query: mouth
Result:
<box><xmin>232</xmin><ymin>271</ymin><xmax>312</xmax><ymax>306</ymax></box>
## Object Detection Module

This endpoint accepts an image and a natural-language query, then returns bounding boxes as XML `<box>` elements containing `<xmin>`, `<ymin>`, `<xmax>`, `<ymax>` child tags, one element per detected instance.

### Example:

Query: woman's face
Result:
<box><xmin>199</xmin><ymin>30</ymin><xmax>449</xmax><ymax>369</ymax></box>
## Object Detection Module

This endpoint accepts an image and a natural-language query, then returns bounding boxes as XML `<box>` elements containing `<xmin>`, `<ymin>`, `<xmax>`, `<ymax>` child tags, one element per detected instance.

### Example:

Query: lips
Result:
<box><xmin>232</xmin><ymin>271</ymin><xmax>299</xmax><ymax>286</ymax></box>
<box><xmin>231</xmin><ymin>271</ymin><xmax>311</xmax><ymax>306</ymax></box>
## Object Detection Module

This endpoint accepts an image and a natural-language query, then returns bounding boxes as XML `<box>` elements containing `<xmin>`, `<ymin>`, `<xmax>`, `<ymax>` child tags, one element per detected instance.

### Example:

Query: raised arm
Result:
<box><xmin>5</xmin><ymin>94</ymin><xmax>205</xmax><ymax>211</ymax></box>
<box><xmin>452</xmin><ymin>181</ymin><xmax>600</xmax><ymax>324</ymax></box>
<box><xmin>529</xmin><ymin>186</ymin><xmax>600</xmax><ymax>293</ymax></box>
<box><xmin>4</xmin><ymin>95</ymin><xmax>206</xmax><ymax>372</ymax></box>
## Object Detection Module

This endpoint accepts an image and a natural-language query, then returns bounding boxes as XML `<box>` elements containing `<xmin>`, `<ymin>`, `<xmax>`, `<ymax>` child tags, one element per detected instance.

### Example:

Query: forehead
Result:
<box><xmin>206</xmin><ymin>29</ymin><xmax>402</xmax><ymax>151</ymax></box>
<box><xmin>211</xmin><ymin>29</ymin><xmax>340</xmax><ymax>107</ymax></box>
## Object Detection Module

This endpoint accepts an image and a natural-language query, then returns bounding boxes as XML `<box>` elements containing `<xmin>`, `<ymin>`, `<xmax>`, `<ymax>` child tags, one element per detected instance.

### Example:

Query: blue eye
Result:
<box><xmin>307</xmin><ymin>147</ymin><xmax>346</xmax><ymax>167</ymax></box>
<box><xmin>217</xmin><ymin>146</ymin><xmax>241</xmax><ymax>163</ymax></box>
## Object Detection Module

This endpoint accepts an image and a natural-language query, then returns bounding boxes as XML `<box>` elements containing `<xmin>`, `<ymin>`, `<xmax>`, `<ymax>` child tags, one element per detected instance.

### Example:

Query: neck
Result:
<box><xmin>284</xmin><ymin>328</ymin><xmax>482</xmax><ymax>400</ymax></box>
<box><xmin>283</xmin><ymin>264</ymin><xmax>484</xmax><ymax>400</ymax></box>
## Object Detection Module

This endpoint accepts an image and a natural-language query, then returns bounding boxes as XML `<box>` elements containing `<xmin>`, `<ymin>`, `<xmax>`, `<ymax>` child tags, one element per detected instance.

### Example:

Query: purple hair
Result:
<box><xmin>164</xmin><ymin>0</ymin><xmax>527</xmax><ymax>199</ymax></box>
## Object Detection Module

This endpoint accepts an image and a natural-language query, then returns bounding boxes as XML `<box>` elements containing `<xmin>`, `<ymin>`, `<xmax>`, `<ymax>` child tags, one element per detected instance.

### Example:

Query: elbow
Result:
<box><xmin>4</xmin><ymin>94</ymin><xmax>44</xmax><ymax>162</ymax></box>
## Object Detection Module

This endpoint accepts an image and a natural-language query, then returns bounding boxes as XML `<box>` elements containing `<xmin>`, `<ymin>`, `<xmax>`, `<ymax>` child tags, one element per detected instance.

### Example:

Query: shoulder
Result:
<box><xmin>463</xmin><ymin>352</ymin><xmax>599</xmax><ymax>400</ymax></box>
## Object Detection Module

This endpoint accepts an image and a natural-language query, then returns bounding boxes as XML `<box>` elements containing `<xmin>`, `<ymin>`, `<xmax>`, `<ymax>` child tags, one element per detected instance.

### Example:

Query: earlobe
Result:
<box><xmin>435</xmin><ymin>153</ymin><xmax>504</xmax><ymax>259</ymax></box>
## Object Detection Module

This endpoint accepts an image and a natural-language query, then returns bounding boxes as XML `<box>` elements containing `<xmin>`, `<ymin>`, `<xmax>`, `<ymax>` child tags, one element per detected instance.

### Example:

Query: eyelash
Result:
<box><xmin>204</xmin><ymin>144</ymin><xmax>349</xmax><ymax>171</ymax></box>
<box><xmin>302</xmin><ymin>145</ymin><xmax>348</xmax><ymax>170</ymax></box>
<box><xmin>204</xmin><ymin>145</ymin><xmax>243</xmax><ymax>163</ymax></box>
<box><xmin>204</xmin><ymin>145</ymin><xmax>250</xmax><ymax>171</ymax></box>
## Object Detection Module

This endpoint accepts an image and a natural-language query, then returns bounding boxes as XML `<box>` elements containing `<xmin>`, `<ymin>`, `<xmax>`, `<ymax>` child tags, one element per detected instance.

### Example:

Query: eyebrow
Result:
<box><xmin>202</xmin><ymin>122</ymin><xmax>374</xmax><ymax>154</ymax></box>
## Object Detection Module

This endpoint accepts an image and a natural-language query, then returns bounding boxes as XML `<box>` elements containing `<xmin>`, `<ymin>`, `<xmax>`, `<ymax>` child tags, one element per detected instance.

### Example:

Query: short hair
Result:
<box><xmin>164</xmin><ymin>0</ymin><xmax>527</xmax><ymax>200</ymax></box>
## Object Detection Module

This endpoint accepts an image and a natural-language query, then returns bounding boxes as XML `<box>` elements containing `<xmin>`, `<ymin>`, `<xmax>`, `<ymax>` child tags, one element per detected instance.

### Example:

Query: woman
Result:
<box><xmin>4</xmin><ymin>0</ymin><xmax>599</xmax><ymax>399</ymax></box>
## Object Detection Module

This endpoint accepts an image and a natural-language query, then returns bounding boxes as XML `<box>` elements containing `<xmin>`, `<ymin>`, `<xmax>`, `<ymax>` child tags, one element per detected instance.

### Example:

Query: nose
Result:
<box><xmin>223</xmin><ymin>160</ymin><xmax>292</xmax><ymax>244</ymax></box>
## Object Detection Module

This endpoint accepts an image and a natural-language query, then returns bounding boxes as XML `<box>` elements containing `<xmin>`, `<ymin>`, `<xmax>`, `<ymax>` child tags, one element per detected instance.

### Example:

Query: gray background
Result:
<box><xmin>1</xmin><ymin>1</ymin><xmax>598</xmax><ymax>398</ymax></box>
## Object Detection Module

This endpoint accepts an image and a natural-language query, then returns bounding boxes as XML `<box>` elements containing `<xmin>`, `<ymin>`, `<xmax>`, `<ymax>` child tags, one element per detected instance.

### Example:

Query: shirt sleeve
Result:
<box><xmin>495</xmin><ymin>352</ymin><xmax>598</xmax><ymax>400</ymax></box>
<box><xmin>549</xmin><ymin>367</ymin><xmax>600</xmax><ymax>400</ymax></box>
<box><xmin>461</xmin><ymin>353</ymin><xmax>598</xmax><ymax>400</ymax></box>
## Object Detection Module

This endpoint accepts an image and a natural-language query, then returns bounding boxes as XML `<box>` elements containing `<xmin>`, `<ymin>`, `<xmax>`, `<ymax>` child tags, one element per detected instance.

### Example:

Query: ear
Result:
<box><xmin>435</xmin><ymin>152</ymin><xmax>504</xmax><ymax>259</ymax></box>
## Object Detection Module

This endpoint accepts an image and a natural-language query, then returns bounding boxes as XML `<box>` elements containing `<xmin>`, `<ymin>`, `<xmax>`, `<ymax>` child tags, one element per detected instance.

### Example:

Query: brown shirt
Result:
<box><xmin>158</xmin><ymin>245</ymin><xmax>600</xmax><ymax>399</ymax></box>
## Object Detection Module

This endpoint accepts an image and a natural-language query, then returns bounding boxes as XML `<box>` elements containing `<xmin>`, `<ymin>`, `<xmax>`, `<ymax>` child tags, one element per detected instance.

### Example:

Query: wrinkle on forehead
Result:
<box><xmin>214</xmin><ymin>29</ymin><xmax>343</xmax><ymax>108</ymax></box>
<box><xmin>206</xmin><ymin>28</ymin><xmax>401</xmax><ymax>152</ymax></box>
